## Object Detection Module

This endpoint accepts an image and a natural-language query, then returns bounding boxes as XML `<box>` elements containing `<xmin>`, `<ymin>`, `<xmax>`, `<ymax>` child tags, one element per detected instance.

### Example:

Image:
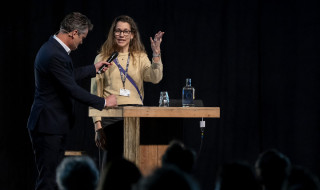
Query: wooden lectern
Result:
<box><xmin>89</xmin><ymin>106</ymin><xmax>220</xmax><ymax>175</ymax></box>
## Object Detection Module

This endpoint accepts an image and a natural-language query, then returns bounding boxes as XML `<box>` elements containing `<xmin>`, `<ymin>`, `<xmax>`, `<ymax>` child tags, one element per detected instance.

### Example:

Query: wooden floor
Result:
<box><xmin>64</xmin><ymin>150</ymin><xmax>86</xmax><ymax>156</ymax></box>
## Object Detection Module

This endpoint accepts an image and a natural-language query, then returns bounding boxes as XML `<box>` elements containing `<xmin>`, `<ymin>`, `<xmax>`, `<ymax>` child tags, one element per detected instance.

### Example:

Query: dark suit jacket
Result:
<box><xmin>27</xmin><ymin>36</ymin><xmax>104</xmax><ymax>134</ymax></box>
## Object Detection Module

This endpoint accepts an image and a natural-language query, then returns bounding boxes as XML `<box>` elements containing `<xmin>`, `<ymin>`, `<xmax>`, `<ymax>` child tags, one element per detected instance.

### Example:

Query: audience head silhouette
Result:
<box><xmin>255</xmin><ymin>149</ymin><xmax>291</xmax><ymax>190</ymax></box>
<box><xmin>215</xmin><ymin>160</ymin><xmax>260</xmax><ymax>190</ymax></box>
<box><xmin>133</xmin><ymin>165</ymin><xmax>200</xmax><ymax>190</ymax></box>
<box><xmin>161</xmin><ymin>140</ymin><xmax>196</xmax><ymax>173</ymax></box>
<box><xmin>288</xmin><ymin>165</ymin><xmax>320</xmax><ymax>190</ymax></box>
<box><xmin>97</xmin><ymin>157</ymin><xmax>142</xmax><ymax>190</ymax></box>
<box><xmin>56</xmin><ymin>156</ymin><xmax>99</xmax><ymax>190</ymax></box>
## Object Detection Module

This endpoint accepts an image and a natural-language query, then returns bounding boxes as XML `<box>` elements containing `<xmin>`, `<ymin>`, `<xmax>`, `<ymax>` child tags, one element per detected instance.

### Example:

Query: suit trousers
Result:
<box><xmin>29</xmin><ymin>130</ymin><xmax>66</xmax><ymax>190</ymax></box>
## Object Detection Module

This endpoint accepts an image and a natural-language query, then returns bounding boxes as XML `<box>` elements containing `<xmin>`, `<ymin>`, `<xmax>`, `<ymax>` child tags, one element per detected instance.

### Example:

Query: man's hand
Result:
<box><xmin>105</xmin><ymin>95</ymin><xmax>117</xmax><ymax>108</ymax></box>
<box><xmin>95</xmin><ymin>61</ymin><xmax>112</xmax><ymax>73</ymax></box>
<box><xmin>95</xmin><ymin>128</ymin><xmax>107</xmax><ymax>150</ymax></box>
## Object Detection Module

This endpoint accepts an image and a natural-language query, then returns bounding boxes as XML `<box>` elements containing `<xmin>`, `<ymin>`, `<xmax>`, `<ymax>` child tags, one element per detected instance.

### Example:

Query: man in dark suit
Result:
<box><xmin>27</xmin><ymin>12</ymin><xmax>117</xmax><ymax>190</ymax></box>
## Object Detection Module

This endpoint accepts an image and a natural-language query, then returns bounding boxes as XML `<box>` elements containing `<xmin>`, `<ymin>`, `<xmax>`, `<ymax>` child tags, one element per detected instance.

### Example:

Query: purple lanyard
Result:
<box><xmin>113</xmin><ymin>54</ymin><xmax>143</xmax><ymax>102</ymax></box>
<box><xmin>115</xmin><ymin>54</ymin><xmax>130</xmax><ymax>88</ymax></box>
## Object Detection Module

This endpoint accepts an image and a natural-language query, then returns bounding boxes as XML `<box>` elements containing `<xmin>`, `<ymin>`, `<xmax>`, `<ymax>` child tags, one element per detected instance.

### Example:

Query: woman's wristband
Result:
<box><xmin>153</xmin><ymin>52</ymin><xmax>161</xmax><ymax>57</ymax></box>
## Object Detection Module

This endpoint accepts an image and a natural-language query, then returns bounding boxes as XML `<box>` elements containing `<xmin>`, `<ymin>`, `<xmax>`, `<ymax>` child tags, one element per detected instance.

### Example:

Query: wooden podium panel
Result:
<box><xmin>140</xmin><ymin>145</ymin><xmax>168</xmax><ymax>175</ymax></box>
<box><xmin>89</xmin><ymin>106</ymin><xmax>220</xmax><ymax>175</ymax></box>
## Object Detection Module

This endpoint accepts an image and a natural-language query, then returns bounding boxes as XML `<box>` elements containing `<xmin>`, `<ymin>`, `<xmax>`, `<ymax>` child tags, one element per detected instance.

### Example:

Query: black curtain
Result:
<box><xmin>1</xmin><ymin>0</ymin><xmax>320</xmax><ymax>190</ymax></box>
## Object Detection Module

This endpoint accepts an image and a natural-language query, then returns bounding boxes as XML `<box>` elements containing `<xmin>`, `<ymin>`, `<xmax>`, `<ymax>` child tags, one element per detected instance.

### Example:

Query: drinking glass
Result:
<box><xmin>159</xmin><ymin>91</ymin><xmax>169</xmax><ymax>107</ymax></box>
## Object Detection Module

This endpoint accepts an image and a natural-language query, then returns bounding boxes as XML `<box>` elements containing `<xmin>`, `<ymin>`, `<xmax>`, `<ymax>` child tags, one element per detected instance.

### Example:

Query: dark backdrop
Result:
<box><xmin>1</xmin><ymin>0</ymin><xmax>320</xmax><ymax>190</ymax></box>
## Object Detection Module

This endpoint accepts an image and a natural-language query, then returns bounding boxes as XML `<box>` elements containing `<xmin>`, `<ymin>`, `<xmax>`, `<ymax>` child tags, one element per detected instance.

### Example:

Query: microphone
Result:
<box><xmin>97</xmin><ymin>51</ymin><xmax>119</xmax><ymax>74</ymax></box>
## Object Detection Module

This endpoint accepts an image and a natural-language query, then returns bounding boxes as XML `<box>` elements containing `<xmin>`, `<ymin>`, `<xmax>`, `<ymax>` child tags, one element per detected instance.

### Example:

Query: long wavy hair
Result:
<box><xmin>99</xmin><ymin>15</ymin><xmax>146</xmax><ymax>63</ymax></box>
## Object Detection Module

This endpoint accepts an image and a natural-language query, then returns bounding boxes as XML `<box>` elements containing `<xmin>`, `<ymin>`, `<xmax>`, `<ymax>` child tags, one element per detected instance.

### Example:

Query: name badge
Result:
<box><xmin>120</xmin><ymin>89</ymin><xmax>130</xmax><ymax>97</ymax></box>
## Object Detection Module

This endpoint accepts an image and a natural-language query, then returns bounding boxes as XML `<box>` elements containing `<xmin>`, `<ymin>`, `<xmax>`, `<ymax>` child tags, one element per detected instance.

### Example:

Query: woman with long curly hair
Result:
<box><xmin>91</xmin><ymin>15</ymin><xmax>164</xmax><ymax>167</ymax></box>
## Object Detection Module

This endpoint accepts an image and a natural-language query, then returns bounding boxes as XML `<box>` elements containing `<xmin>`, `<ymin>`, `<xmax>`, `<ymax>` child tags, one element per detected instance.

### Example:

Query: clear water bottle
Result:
<box><xmin>182</xmin><ymin>78</ymin><xmax>195</xmax><ymax>107</ymax></box>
